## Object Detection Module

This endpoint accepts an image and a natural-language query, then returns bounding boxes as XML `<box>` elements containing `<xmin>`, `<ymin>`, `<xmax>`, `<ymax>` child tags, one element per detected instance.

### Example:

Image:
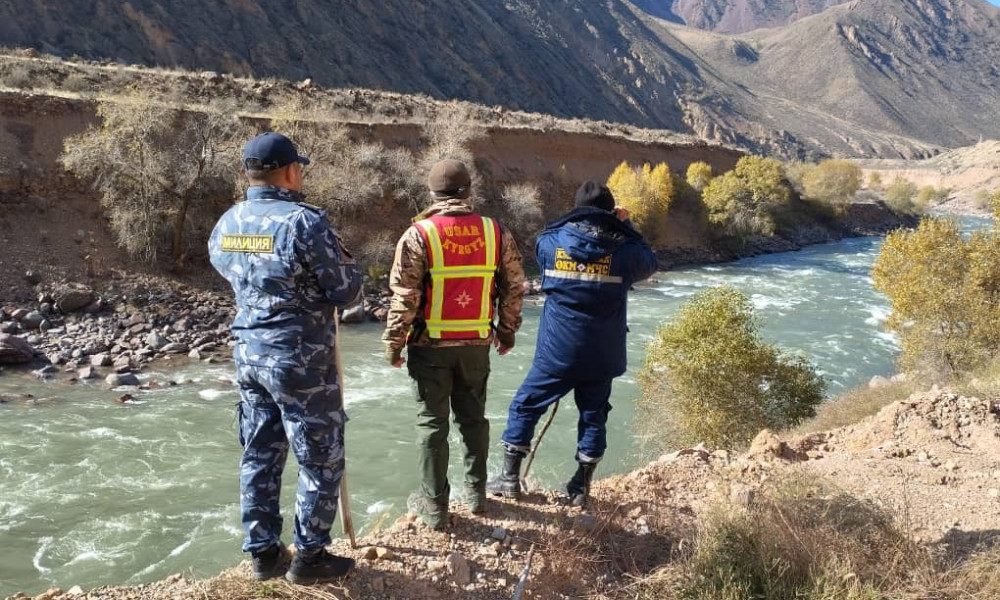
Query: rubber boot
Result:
<box><xmin>486</xmin><ymin>450</ymin><xmax>525</xmax><ymax>500</ymax></box>
<box><xmin>564</xmin><ymin>462</ymin><xmax>597</xmax><ymax>508</ymax></box>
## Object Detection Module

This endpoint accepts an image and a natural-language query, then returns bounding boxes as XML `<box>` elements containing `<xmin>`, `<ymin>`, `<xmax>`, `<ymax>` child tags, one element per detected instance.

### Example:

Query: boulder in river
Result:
<box><xmin>106</xmin><ymin>372</ymin><xmax>141</xmax><ymax>387</ymax></box>
<box><xmin>145</xmin><ymin>332</ymin><xmax>168</xmax><ymax>350</ymax></box>
<box><xmin>161</xmin><ymin>342</ymin><xmax>189</xmax><ymax>354</ymax></box>
<box><xmin>341</xmin><ymin>302</ymin><xmax>366</xmax><ymax>324</ymax></box>
<box><xmin>0</xmin><ymin>333</ymin><xmax>34</xmax><ymax>364</ymax></box>
<box><xmin>78</xmin><ymin>366</ymin><xmax>98</xmax><ymax>380</ymax></box>
<box><xmin>90</xmin><ymin>353</ymin><xmax>112</xmax><ymax>367</ymax></box>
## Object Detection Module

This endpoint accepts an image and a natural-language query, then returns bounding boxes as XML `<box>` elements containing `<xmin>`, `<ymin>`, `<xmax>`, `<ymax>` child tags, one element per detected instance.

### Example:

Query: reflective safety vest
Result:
<box><xmin>414</xmin><ymin>214</ymin><xmax>501</xmax><ymax>340</ymax></box>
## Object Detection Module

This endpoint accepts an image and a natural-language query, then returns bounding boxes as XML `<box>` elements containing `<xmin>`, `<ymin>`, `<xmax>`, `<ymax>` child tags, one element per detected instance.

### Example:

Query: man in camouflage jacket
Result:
<box><xmin>383</xmin><ymin>159</ymin><xmax>525</xmax><ymax>529</ymax></box>
<box><xmin>209</xmin><ymin>132</ymin><xmax>363</xmax><ymax>585</ymax></box>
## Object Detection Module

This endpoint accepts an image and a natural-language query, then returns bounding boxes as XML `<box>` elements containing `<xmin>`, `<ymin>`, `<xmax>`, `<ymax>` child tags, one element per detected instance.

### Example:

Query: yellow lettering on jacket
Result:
<box><xmin>443</xmin><ymin>225</ymin><xmax>481</xmax><ymax>238</ymax></box>
<box><xmin>442</xmin><ymin>237</ymin><xmax>486</xmax><ymax>256</ymax></box>
<box><xmin>220</xmin><ymin>234</ymin><xmax>275</xmax><ymax>253</ymax></box>
<box><xmin>553</xmin><ymin>247</ymin><xmax>612</xmax><ymax>276</ymax></box>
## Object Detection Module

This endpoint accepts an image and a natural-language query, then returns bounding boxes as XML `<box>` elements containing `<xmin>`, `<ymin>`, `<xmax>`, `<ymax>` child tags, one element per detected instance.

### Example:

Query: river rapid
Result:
<box><xmin>0</xmin><ymin>227</ymin><xmax>974</xmax><ymax>596</ymax></box>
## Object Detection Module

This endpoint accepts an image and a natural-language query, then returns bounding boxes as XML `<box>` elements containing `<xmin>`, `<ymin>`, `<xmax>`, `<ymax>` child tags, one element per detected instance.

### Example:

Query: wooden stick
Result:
<box><xmin>521</xmin><ymin>401</ymin><xmax>559</xmax><ymax>484</ymax></box>
<box><xmin>334</xmin><ymin>308</ymin><xmax>357</xmax><ymax>549</ymax></box>
<box><xmin>511</xmin><ymin>544</ymin><xmax>536</xmax><ymax>600</ymax></box>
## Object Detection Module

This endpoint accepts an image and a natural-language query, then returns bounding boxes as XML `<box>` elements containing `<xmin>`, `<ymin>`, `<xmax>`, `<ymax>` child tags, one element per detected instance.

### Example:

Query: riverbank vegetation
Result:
<box><xmin>637</xmin><ymin>287</ymin><xmax>824</xmax><ymax>452</ymax></box>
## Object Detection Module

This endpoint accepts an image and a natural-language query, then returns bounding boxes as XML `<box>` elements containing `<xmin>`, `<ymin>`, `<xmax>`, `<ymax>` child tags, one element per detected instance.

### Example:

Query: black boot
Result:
<box><xmin>564</xmin><ymin>462</ymin><xmax>597</xmax><ymax>508</ymax></box>
<box><xmin>486</xmin><ymin>450</ymin><xmax>525</xmax><ymax>500</ymax></box>
<box><xmin>251</xmin><ymin>542</ymin><xmax>291</xmax><ymax>581</ymax></box>
<box><xmin>285</xmin><ymin>549</ymin><xmax>356</xmax><ymax>585</ymax></box>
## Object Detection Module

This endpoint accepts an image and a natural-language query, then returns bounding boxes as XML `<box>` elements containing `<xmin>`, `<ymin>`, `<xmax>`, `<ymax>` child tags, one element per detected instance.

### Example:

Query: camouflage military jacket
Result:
<box><xmin>383</xmin><ymin>199</ymin><xmax>525</xmax><ymax>350</ymax></box>
<box><xmin>209</xmin><ymin>186</ymin><xmax>363</xmax><ymax>369</ymax></box>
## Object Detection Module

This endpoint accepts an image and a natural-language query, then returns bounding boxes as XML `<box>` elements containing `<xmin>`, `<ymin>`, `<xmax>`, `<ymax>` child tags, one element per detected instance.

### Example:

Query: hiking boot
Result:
<box><xmin>407</xmin><ymin>491</ymin><xmax>448</xmax><ymax>530</ymax></box>
<box><xmin>285</xmin><ymin>549</ymin><xmax>355</xmax><ymax>585</ymax></box>
<box><xmin>466</xmin><ymin>485</ymin><xmax>487</xmax><ymax>514</ymax></box>
<box><xmin>251</xmin><ymin>541</ymin><xmax>291</xmax><ymax>581</ymax></box>
<box><xmin>486</xmin><ymin>449</ymin><xmax>525</xmax><ymax>500</ymax></box>
<box><xmin>564</xmin><ymin>462</ymin><xmax>597</xmax><ymax>508</ymax></box>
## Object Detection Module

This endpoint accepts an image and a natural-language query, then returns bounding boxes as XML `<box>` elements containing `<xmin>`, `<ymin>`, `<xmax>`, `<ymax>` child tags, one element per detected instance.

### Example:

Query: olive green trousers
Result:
<box><xmin>407</xmin><ymin>345</ymin><xmax>491</xmax><ymax>505</ymax></box>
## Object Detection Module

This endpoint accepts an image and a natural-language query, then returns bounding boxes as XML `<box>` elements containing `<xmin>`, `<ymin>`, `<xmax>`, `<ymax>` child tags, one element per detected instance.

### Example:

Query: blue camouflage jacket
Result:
<box><xmin>532</xmin><ymin>207</ymin><xmax>658</xmax><ymax>381</ymax></box>
<box><xmin>208</xmin><ymin>186</ymin><xmax>363</xmax><ymax>369</ymax></box>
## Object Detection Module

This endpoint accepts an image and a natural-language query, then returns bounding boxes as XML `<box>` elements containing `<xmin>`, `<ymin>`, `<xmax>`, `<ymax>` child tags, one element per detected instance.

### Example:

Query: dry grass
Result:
<box><xmin>793</xmin><ymin>380</ymin><xmax>918</xmax><ymax>435</ymax></box>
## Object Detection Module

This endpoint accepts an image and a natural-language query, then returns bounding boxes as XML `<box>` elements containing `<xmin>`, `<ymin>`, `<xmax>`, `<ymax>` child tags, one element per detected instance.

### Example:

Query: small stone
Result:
<box><xmin>91</xmin><ymin>353</ymin><xmax>112</xmax><ymax>367</ymax></box>
<box><xmin>55</xmin><ymin>286</ymin><xmax>96</xmax><ymax>313</ymax></box>
<box><xmin>24</xmin><ymin>270</ymin><xmax>42</xmax><ymax>285</ymax></box>
<box><xmin>445</xmin><ymin>552</ymin><xmax>471</xmax><ymax>585</ymax></box>
<box><xmin>117</xmin><ymin>394</ymin><xmax>134</xmax><ymax>403</ymax></box>
<box><xmin>145</xmin><ymin>332</ymin><xmax>168</xmax><ymax>350</ymax></box>
<box><xmin>33</xmin><ymin>365</ymin><xmax>59</xmax><ymax>379</ymax></box>
<box><xmin>160</xmin><ymin>342</ymin><xmax>189</xmax><ymax>354</ymax></box>
<box><xmin>490</xmin><ymin>527</ymin><xmax>507</xmax><ymax>541</ymax></box>
<box><xmin>188</xmin><ymin>348</ymin><xmax>203</xmax><ymax>360</ymax></box>
<box><xmin>66</xmin><ymin>585</ymin><xmax>84</xmax><ymax>596</ymax></box>
<box><xmin>363</xmin><ymin>546</ymin><xmax>378</xmax><ymax>560</ymax></box>
<box><xmin>376</xmin><ymin>547</ymin><xmax>394</xmax><ymax>560</ymax></box>
<box><xmin>944</xmin><ymin>460</ymin><xmax>958</xmax><ymax>472</ymax></box>
<box><xmin>21</xmin><ymin>311</ymin><xmax>45</xmax><ymax>330</ymax></box>
<box><xmin>78</xmin><ymin>366</ymin><xmax>97</xmax><ymax>380</ymax></box>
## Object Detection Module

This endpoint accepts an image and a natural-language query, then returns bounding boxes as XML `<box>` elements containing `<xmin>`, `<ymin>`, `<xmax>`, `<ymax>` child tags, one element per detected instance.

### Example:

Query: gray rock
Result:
<box><xmin>341</xmin><ymin>302</ymin><xmax>366</xmax><ymax>324</ymax></box>
<box><xmin>188</xmin><ymin>348</ymin><xmax>203</xmax><ymax>360</ymax></box>
<box><xmin>21</xmin><ymin>311</ymin><xmax>45</xmax><ymax>330</ymax></box>
<box><xmin>172</xmin><ymin>317</ymin><xmax>193</xmax><ymax>332</ymax></box>
<box><xmin>161</xmin><ymin>343</ymin><xmax>189</xmax><ymax>354</ymax></box>
<box><xmin>869</xmin><ymin>375</ymin><xmax>891</xmax><ymax>389</ymax></box>
<box><xmin>33</xmin><ymin>365</ymin><xmax>59</xmax><ymax>378</ymax></box>
<box><xmin>47</xmin><ymin>353</ymin><xmax>67</xmax><ymax>365</ymax></box>
<box><xmin>106</xmin><ymin>372</ymin><xmax>140</xmax><ymax>387</ymax></box>
<box><xmin>91</xmin><ymin>353</ymin><xmax>112</xmax><ymax>367</ymax></box>
<box><xmin>24</xmin><ymin>269</ymin><xmax>42</xmax><ymax>285</ymax></box>
<box><xmin>0</xmin><ymin>333</ymin><xmax>35</xmax><ymax>364</ymax></box>
<box><xmin>39</xmin><ymin>302</ymin><xmax>53</xmax><ymax>315</ymax></box>
<box><xmin>145</xmin><ymin>332</ymin><xmax>168</xmax><ymax>350</ymax></box>
<box><xmin>0</xmin><ymin>322</ymin><xmax>18</xmax><ymax>334</ymax></box>
<box><xmin>490</xmin><ymin>527</ymin><xmax>507</xmax><ymax>541</ymax></box>
<box><xmin>56</xmin><ymin>286</ymin><xmax>96</xmax><ymax>313</ymax></box>
<box><xmin>83</xmin><ymin>300</ymin><xmax>103</xmax><ymax>314</ymax></box>
<box><xmin>10</xmin><ymin>308</ymin><xmax>29</xmax><ymax>321</ymax></box>
<box><xmin>78</xmin><ymin>366</ymin><xmax>97</xmax><ymax>380</ymax></box>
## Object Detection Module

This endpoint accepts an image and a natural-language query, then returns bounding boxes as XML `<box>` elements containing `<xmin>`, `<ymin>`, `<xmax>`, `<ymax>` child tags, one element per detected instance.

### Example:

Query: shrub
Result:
<box><xmin>989</xmin><ymin>189</ymin><xmax>1000</xmax><ymax>219</ymax></box>
<box><xmin>872</xmin><ymin>217</ymin><xmax>1000</xmax><ymax>378</ymax></box>
<box><xmin>637</xmin><ymin>286</ymin><xmax>825</xmax><ymax>451</ymax></box>
<box><xmin>499</xmin><ymin>182</ymin><xmax>545</xmax><ymax>248</ymax></box>
<box><xmin>641</xmin><ymin>476</ymin><xmax>925</xmax><ymax>600</ymax></box>
<box><xmin>916</xmin><ymin>185</ymin><xmax>950</xmax><ymax>209</ymax></box>
<box><xmin>868</xmin><ymin>171</ymin><xmax>883</xmax><ymax>189</ymax></box>
<box><xmin>883</xmin><ymin>177</ymin><xmax>920</xmax><ymax>214</ymax></box>
<box><xmin>606</xmin><ymin>161</ymin><xmax>673</xmax><ymax>244</ymax></box>
<box><xmin>685</xmin><ymin>161</ymin><xmax>713</xmax><ymax>191</ymax></box>
<box><xmin>802</xmin><ymin>159</ymin><xmax>862</xmax><ymax>208</ymax></box>
<box><xmin>61</xmin><ymin>94</ymin><xmax>249</xmax><ymax>269</ymax></box>
<box><xmin>700</xmin><ymin>156</ymin><xmax>791</xmax><ymax>239</ymax></box>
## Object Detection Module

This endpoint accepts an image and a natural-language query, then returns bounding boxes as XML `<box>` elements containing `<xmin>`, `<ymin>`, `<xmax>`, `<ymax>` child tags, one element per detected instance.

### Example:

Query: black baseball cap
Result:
<box><xmin>242</xmin><ymin>132</ymin><xmax>310</xmax><ymax>171</ymax></box>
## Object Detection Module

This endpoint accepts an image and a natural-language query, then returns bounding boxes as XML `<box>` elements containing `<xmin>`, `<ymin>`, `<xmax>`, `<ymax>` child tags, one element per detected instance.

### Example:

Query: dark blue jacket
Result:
<box><xmin>532</xmin><ymin>207</ymin><xmax>658</xmax><ymax>381</ymax></box>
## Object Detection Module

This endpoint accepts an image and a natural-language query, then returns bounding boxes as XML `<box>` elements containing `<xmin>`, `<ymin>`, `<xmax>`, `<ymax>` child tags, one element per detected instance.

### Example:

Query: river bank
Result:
<box><xmin>5</xmin><ymin>386</ymin><xmax>1000</xmax><ymax>600</ymax></box>
<box><xmin>0</xmin><ymin>197</ymin><xmax>917</xmax><ymax>383</ymax></box>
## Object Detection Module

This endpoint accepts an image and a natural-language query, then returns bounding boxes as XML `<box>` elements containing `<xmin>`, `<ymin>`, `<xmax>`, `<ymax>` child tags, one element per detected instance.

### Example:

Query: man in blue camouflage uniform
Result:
<box><xmin>209</xmin><ymin>132</ymin><xmax>363</xmax><ymax>585</ymax></box>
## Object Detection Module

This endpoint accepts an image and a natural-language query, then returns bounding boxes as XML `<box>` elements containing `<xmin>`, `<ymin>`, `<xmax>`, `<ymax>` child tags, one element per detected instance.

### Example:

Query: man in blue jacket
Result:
<box><xmin>487</xmin><ymin>180</ymin><xmax>658</xmax><ymax>507</ymax></box>
<box><xmin>209</xmin><ymin>132</ymin><xmax>363</xmax><ymax>585</ymax></box>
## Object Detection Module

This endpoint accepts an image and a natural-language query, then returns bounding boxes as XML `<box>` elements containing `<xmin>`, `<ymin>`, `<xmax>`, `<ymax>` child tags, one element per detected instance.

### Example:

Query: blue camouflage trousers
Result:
<box><xmin>235</xmin><ymin>362</ymin><xmax>346</xmax><ymax>555</ymax></box>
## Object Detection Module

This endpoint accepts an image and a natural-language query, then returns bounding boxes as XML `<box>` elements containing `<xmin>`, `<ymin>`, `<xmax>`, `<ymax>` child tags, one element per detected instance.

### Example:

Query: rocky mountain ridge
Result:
<box><xmin>0</xmin><ymin>0</ymin><xmax>998</xmax><ymax>157</ymax></box>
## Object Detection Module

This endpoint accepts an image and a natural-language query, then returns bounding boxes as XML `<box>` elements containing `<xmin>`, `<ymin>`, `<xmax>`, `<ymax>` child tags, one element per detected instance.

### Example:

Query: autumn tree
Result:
<box><xmin>606</xmin><ymin>161</ymin><xmax>674</xmax><ymax>244</ymax></box>
<box><xmin>61</xmin><ymin>94</ymin><xmax>249</xmax><ymax>269</ymax></box>
<box><xmin>802</xmin><ymin>159</ymin><xmax>862</xmax><ymax>208</ymax></box>
<box><xmin>638</xmin><ymin>286</ymin><xmax>825</xmax><ymax>451</ymax></box>
<box><xmin>872</xmin><ymin>218</ymin><xmax>1000</xmax><ymax>378</ymax></box>
<box><xmin>701</xmin><ymin>155</ymin><xmax>791</xmax><ymax>239</ymax></box>
<box><xmin>686</xmin><ymin>161</ymin><xmax>713</xmax><ymax>191</ymax></box>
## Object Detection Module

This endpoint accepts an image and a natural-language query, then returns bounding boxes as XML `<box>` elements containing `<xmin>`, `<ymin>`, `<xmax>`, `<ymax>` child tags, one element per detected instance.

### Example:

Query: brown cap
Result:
<box><xmin>427</xmin><ymin>159</ymin><xmax>472</xmax><ymax>198</ymax></box>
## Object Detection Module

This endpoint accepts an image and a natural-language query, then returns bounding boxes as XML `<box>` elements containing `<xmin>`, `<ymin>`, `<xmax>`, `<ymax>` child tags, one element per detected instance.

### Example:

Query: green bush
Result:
<box><xmin>701</xmin><ymin>156</ymin><xmax>791</xmax><ymax>239</ymax></box>
<box><xmin>872</xmin><ymin>217</ymin><xmax>1000</xmax><ymax>378</ymax></box>
<box><xmin>637</xmin><ymin>287</ymin><xmax>825</xmax><ymax>451</ymax></box>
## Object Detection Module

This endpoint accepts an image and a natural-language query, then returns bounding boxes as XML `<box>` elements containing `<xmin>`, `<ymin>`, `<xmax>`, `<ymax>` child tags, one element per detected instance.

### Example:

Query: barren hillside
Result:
<box><xmin>1</xmin><ymin>0</ymin><xmax>999</xmax><ymax>158</ymax></box>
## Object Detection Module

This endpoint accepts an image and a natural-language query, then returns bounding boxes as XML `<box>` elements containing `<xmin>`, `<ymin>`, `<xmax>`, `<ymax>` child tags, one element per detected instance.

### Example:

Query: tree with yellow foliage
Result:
<box><xmin>606</xmin><ymin>161</ymin><xmax>674</xmax><ymax>244</ymax></box>
<box><xmin>872</xmin><ymin>218</ymin><xmax>1000</xmax><ymax>378</ymax></box>
<box><xmin>701</xmin><ymin>155</ymin><xmax>791</xmax><ymax>239</ymax></box>
<box><xmin>686</xmin><ymin>161</ymin><xmax>713</xmax><ymax>191</ymax></box>
<box><xmin>802</xmin><ymin>159</ymin><xmax>861</xmax><ymax>208</ymax></box>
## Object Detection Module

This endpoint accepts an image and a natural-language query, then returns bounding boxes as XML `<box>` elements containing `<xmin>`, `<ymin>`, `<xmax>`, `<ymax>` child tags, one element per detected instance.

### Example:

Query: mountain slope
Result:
<box><xmin>632</xmin><ymin>0</ymin><xmax>850</xmax><ymax>33</ymax></box>
<box><xmin>0</xmin><ymin>0</ymin><xmax>998</xmax><ymax>158</ymax></box>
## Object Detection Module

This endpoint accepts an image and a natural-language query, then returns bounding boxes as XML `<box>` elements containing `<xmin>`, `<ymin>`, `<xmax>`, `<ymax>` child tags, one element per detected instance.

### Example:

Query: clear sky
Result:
<box><xmin>988</xmin><ymin>0</ymin><xmax>1000</xmax><ymax>6</ymax></box>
